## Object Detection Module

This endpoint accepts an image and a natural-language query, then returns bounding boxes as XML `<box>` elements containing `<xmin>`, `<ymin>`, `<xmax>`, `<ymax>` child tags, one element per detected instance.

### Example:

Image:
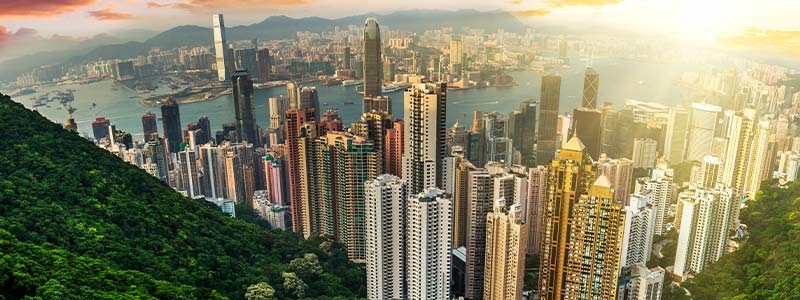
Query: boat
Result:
<box><xmin>343</xmin><ymin>101</ymin><xmax>356</xmax><ymax>105</ymax></box>
<box><xmin>382</xmin><ymin>83</ymin><xmax>411</xmax><ymax>93</ymax></box>
<box><xmin>323</xmin><ymin>78</ymin><xmax>342</xmax><ymax>86</ymax></box>
<box><xmin>341</xmin><ymin>79</ymin><xmax>363</xmax><ymax>87</ymax></box>
<box><xmin>11</xmin><ymin>88</ymin><xmax>36</xmax><ymax>97</ymax></box>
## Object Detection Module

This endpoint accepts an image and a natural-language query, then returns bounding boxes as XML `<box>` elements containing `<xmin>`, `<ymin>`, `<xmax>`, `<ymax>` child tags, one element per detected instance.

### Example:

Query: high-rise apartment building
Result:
<box><xmin>363</xmin><ymin>18</ymin><xmax>383</xmax><ymax>104</ymax></box>
<box><xmin>177</xmin><ymin>149</ymin><xmax>202</xmax><ymax>199</ymax></box>
<box><xmin>582</xmin><ymin>67</ymin><xmax>599</xmax><ymax>109</ymax></box>
<box><xmin>212</xmin><ymin>14</ymin><xmax>233</xmax><ymax>81</ymax></box>
<box><xmin>537</xmin><ymin>74</ymin><xmax>561</xmax><ymax>164</ymax></box>
<box><xmin>446</xmin><ymin>154</ymin><xmax>477</xmax><ymax>248</ymax></box>
<box><xmin>539</xmin><ymin>135</ymin><xmax>597</xmax><ymax>300</ymax></box>
<box><xmin>621</xmin><ymin>192</ymin><xmax>656</xmax><ymax>268</ymax></box>
<box><xmin>385</xmin><ymin>120</ymin><xmax>403</xmax><ymax>177</ymax></box>
<box><xmin>161</xmin><ymin>96</ymin><xmax>182</xmax><ymax>153</ymax></box>
<box><xmin>285</xmin><ymin>108</ymin><xmax>316</xmax><ymax>235</ymax></box>
<box><xmin>620</xmin><ymin>264</ymin><xmax>665</xmax><ymax>300</ymax></box>
<box><xmin>351</xmin><ymin>111</ymin><xmax>393</xmax><ymax>175</ymax></box>
<box><xmin>365</xmin><ymin>175</ymin><xmax>407</xmax><ymax>300</ymax></box>
<box><xmin>632</xmin><ymin>138</ymin><xmax>658</xmax><ymax>169</ymax></box>
<box><xmin>483</xmin><ymin>198</ymin><xmax>527</xmax><ymax>300</ymax></box>
<box><xmin>315</xmin><ymin>131</ymin><xmax>379</xmax><ymax>262</ymax></box>
<box><xmin>664</xmin><ymin>107</ymin><xmax>689</xmax><ymax>163</ymax></box>
<box><xmin>563</xmin><ymin>175</ymin><xmax>625</xmax><ymax>300</ymax></box>
<box><xmin>686</xmin><ymin>103</ymin><xmax>722</xmax><ymax>161</ymax></box>
<box><xmin>673</xmin><ymin>186</ymin><xmax>734</xmax><ymax>280</ymax></box>
<box><xmin>256</xmin><ymin>48</ymin><xmax>270</xmax><ymax>82</ymax></box>
<box><xmin>743</xmin><ymin>120</ymin><xmax>771</xmax><ymax>198</ymax></box>
<box><xmin>636</xmin><ymin>162</ymin><xmax>674</xmax><ymax>236</ymax></box>
<box><xmin>596</xmin><ymin>154</ymin><xmax>634</xmax><ymax>206</ymax></box>
<box><xmin>483</xmin><ymin>200</ymin><xmax>527</xmax><ymax>300</ymax></box>
<box><xmin>406</xmin><ymin>188</ymin><xmax>452</xmax><ymax>300</ymax></box>
<box><xmin>232</xmin><ymin>70</ymin><xmax>258</xmax><ymax>146</ymax></box>
<box><xmin>298</xmin><ymin>86</ymin><xmax>320</xmax><ymax>120</ymax></box>
<box><xmin>403</xmin><ymin>82</ymin><xmax>447</xmax><ymax>194</ymax></box>
<box><xmin>525</xmin><ymin>166</ymin><xmax>547</xmax><ymax>256</ymax></box>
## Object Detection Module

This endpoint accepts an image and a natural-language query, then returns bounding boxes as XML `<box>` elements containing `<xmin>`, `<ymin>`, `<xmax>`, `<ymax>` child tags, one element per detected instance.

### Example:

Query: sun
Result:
<box><xmin>678</xmin><ymin>0</ymin><xmax>736</xmax><ymax>41</ymax></box>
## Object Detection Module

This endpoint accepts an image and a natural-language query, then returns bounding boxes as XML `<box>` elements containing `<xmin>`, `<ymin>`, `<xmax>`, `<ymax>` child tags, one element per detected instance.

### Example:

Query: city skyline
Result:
<box><xmin>2</xmin><ymin>1</ymin><xmax>800</xmax><ymax>60</ymax></box>
<box><xmin>1</xmin><ymin>2</ymin><xmax>799</xmax><ymax>299</ymax></box>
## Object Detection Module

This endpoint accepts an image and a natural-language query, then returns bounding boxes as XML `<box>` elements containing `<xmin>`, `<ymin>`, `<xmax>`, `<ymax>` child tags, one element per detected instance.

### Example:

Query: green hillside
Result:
<box><xmin>684</xmin><ymin>180</ymin><xmax>800</xmax><ymax>299</ymax></box>
<box><xmin>0</xmin><ymin>94</ymin><xmax>365</xmax><ymax>299</ymax></box>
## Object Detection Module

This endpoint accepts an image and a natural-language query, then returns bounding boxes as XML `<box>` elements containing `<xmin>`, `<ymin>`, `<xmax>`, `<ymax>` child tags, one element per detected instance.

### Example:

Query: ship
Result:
<box><xmin>341</xmin><ymin>79</ymin><xmax>363</xmax><ymax>87</ymax></box>
<box><xmin>11</xmin><ymin>88</ymin><xmax>36</xmax><ymax>97</ymax></box>
<box><xmin>494</xmin><ymin>74</ymin><xmax>516</xmax><ymax>88</ymax></box>
<box><xmin>343</xmin><ymin>101</ymin><xmax>356</xmax><ymax>105</ymax></box>
<box><xmin>382</xmin><ymin>83</ymin><xmax>411</xmax><ymax>93</ymax></box>
<box><xmin>323</xmin><ymin>78</ymin><xmax>342</xmax><ymax>86</ymax></box>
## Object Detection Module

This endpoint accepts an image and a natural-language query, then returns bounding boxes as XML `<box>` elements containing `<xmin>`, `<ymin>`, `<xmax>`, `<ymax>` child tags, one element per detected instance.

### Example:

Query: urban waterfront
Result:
<box><xmin>19</xmin><ymin>57</ymin><xmax>695</xmax><ymax>139</ymax></box>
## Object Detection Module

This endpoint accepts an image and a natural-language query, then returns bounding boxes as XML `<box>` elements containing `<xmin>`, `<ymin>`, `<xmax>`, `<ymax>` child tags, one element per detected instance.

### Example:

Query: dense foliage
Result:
<box><xmin>0</xmin><ymin>95</ymin><xmax>366</xmax><ymax>299</ymax></box>
<box><xmin>684</xmin><ymin>180</ymin><xmax>800</xmax><ymax>299</ymax></box>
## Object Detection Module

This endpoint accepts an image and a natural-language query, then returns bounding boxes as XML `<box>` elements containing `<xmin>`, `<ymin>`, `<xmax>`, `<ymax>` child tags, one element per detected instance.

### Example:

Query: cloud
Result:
<box><xmin>513</xmin><ymin>9</ymin><xmax>551</xmax><ymax>17</ymax></box>
<box><xmin>147</xmin><ymin>0</ymin><xmax>314</xmax><ymax>12</ymax></box>
<box><xmin>508</xmin><ymin>0</ymin><xmax>523</xmax><ymax>4</ymax></box>
<box><xmin>547</xmin><ymin>0</ymin><xmax>624</xmax><ymax>8</ymax></box>
<box><xmin>717</xmin><ymin>28</ymin><xmax>800</xmax><ymax>57</ymax></box>
<box><xmin>14</xmin><ymin>27</ymin><xmax>38</xmax><ymax>38</ymax></box>
<box><xmin>88</xmin><ymin>7</ymin><xmax>137</xmax><ymax>21</ymax></box>
<box><xmin>0</xmin><ymin>0</ymin><xmax>97</xmax><ymax>18</ymax></box>
<box><xmin>0</xmin><ymin>26</ymin><xmax>11</xmax><ymax>48</ymax></box>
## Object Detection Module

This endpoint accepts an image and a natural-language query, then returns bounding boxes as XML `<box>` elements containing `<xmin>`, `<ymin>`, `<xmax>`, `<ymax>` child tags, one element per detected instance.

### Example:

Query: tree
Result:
<box><xmin>289</xmin><ymin>253</ymin><xmax>323</xmax><ymax>279</ymax></box>
<box><xmin>245</xmin><ymin>282</ymin><xmax>276</xmax><ymax>300</ymax></box>
<box><xmin>283</xmin><ymin>272</ymin><xmax>308</xmax><ymax>299</ymax></box>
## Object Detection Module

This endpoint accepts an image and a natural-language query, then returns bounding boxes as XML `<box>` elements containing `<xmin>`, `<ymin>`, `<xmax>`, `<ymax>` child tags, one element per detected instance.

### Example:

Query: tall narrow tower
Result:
<box><xmin>160</xmin><ymin>96</ymin><xmax>182</xmax><ymax>153</ymax></box>
<box><xmin>212</xmin><ymin>14</ymin><xmax>233</xmax><ymax>81</ymax></box>
<box><xmin>537</xmin><ymin>74</ymin><xmax>561</xmax><ymax>164</ymax></box>
<box><xmin>483</xmin><ymin>200</ymin><xmax>527</xmax><ymax>300</ymax></box>
<box><xmin>363</xmin><ymin>18</ymin><xmax>383</xmax><ymax>109</ymax></box>
<box><xmin>403</xmin><ymin>82</ymin><xmax>447</xmax><ymax>194</ymax></box>
<box><xmin>582</xmin><ymin>67</ymin><xmax>599</xmax><ymax>109</ymax></box>
<box><xmin>538</xmin><ymin>134</ymin><xmax>597</xmax><ymax>300</ymax></box>
<box><xmin>232</xmin><ymin>70</ymin><xmax>258</xmax><ymax>146</ymax></box>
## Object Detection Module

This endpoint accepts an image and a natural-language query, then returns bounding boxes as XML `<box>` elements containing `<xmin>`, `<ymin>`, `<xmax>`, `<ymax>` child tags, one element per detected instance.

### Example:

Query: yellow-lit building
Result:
<box><xmin>483</xmin><ymin>199</ymin><xmax>527</xmax><ymax>300</ymax></box>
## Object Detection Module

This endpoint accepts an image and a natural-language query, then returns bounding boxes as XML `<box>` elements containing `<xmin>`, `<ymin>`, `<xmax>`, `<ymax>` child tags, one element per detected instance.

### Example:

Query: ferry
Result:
<box><xmin>341</xmin><ymin>79</ymin><xmax>363</xmax><ymax>87</ymax></box>
<box><xmin>382</xmin><ymin>83</ymin><xmax>411</xmax><ymax>93</ymax></box>
<box><xmin>343</xmin><ymin>101</ymin><xmax>356</xmax><ymax>105</ymax></box>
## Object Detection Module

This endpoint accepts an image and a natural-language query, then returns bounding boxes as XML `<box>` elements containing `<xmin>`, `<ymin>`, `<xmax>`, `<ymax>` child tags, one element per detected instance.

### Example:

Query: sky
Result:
<box><xmin>0</xmin><ymin>0</ymin><xmax>798</xmax><ymax>56</ymax></box>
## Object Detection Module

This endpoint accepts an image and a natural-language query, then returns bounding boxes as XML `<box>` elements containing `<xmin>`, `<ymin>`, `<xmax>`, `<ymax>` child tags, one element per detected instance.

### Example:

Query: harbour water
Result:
<box><xmin>12</xmin><ymin>57</ymin><xmax>698</xmax><ymax>139</ymax></box>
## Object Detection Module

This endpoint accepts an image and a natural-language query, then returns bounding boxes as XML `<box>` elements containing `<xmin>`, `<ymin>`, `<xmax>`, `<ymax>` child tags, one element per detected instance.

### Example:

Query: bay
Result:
<box><xmin>14</xmin><ymin>57</ymin><xmax>696</xmax><ymax>140</ymax></box>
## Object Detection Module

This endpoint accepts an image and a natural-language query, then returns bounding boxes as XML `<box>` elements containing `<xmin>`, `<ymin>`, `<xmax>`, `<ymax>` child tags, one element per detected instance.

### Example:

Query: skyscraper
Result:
<box><xmin>632</xmin><ymin>138</ymin><xmax>658</xmax><ymax>168</ymax></box>
<box><xmin>234</xmin><ymin>47</ymin><xmax>259</xmax><ymax>81</ymax></box>
<box><xmin>363</xmin><ymin>18</ymin><xmax>383</xmax><ymax>106</ymax></box>
<box><xmin>212</xmin><ymin>14</ymin><xmax>233</xmax><ymax>81</ymax></box>
<box><xmin>596</xmin><ymin>154</ymin><xmax>634</xmax><ymax>206</ymax></box>
<box><xmin>285</xmin><ymin>108</ymin><xmax>316</xmax><ymax>235</ymax></box>
<box><xmin>465</xmin><ymin>168</ymin><xmax>493</xmax><ymax>299</ymax></box>
<box><xmin>686</xmin><ymin>103</ymin><xmax>722</xmax><ymax>161</ymax></box>
<box><xmin>637</xmin><ymin>163</ymin><xmax>675</xmax><ymax>236</ymax></box>
<box><xmin>286</xmin><ymin>81</ymin><xmax>300</xmax><ymax>110</ymax></box>
<box><xmin>483</xmin><ymin>200</ymin><xmax>527</xmax><ymax>300</ymax></box>
<box><xmin>514</xmin><ymin>100</ymin><xmax>538</xmax><ymax>166</ymax></box>
<box><xmin>365</xmin><ymin>175</ymin><xmax>407</xmax><ymax>300</ymax></box>
<box><xmin>450</xmin><ymin>36</ymin><xmax>464</xmax><ymax>76</ymax></box>
<box><xmin>256</xmin><ymin>48</ymin><xmax>270</xmax><ymax>82</ymax></box>
<box><xmin>403</xmin><ymin>82</ymin><xmax>447</xmax><ymax>194</ymax></box>
<box><xmin>161</xmin><ymin>96</ymin><xmax>182</xmax><ymax>153</ymax></box>
<box><xmin>364</xmin><ymin>96</ymin><xmax>392</xmax><ymax>114</ymax></box>
<box><xmin>92</xmin><ymin>117</ymin><xmax>111</xmax><ymax>141</ymax></box>
<box><xmin>538</xmin><ymin>135</ymin><xmax>596</xmax><ymax>300</ymax></box>
<box><xmin>385</xmin><ymin>120</ymin><xmax>404</xmax><ymax>177</ymax></box>
<box><xmin>352</xmin><ymin>111</ymin><xmax>393</xmax><ymax>175</ymax></box>
<box><xmin>142</xmin><ymin>111</ymin><xmax>158</xmax><ymax>140</ymax></box>
<box><xmin>525</xmin><ymin>166</ymin><xmax>547</xmax><ymax>256</ymax></box>
<box><xmin>232</xmin><ymin>70</ymin><xmax>258</xmax><ymax>146</ymax></box>
<box><xmin>621</xmin><ymin>192</ymin><xmax>656</xmax><ymax>268</ymax></box>
<box><xmin>673</xmin><ymin>186</ymin><xmax>734</xmax><ymax>280</ymax></box>
<box><xmin>538</xmin><ymin>74</ymin><xmax>561</xmax><ymax>164</ymax></box>
<box><xmin>664</xmin><ymin>107</ymin><xmax>689</xmax><ymax>163</ymax></box>
<box><xmin>315</xmin><ymin>131</ymin><xmax>379</xmax><ymax>262</ymax></box>
<box><xmin>481</xmin><ymin>112</ymin><xmax>514</xmax><ymax>165</ymax></box>
<box><xmin>582</xmin><ymin>67</ymin><xmax>599</xmax><ymax>109</ymax></box>
<box><xmin>572</xmin><ymin>107</ymin><xmax>602</xmax><ymax>159</ymax></box>
<box><xmin>563</xmin><ymin>175</ymin><xmax>625</xmax><ymax>299</ymax></box>
<box><xmin>406</xmin><ymin>188</ymin><xmax>452</xmax><ymax>300</ymax></box>
<box><xmin>298</xmin><ymin>86</ymin><xmax>320</xmax><ymax>120</ymax></box>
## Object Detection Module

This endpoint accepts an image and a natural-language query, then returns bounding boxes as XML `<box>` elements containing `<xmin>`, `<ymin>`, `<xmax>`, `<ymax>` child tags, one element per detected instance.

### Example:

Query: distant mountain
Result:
<box><xmin>0</xmin><ymin>9</ymin><xmax>529</xmax><ymax>81</ymax></box>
